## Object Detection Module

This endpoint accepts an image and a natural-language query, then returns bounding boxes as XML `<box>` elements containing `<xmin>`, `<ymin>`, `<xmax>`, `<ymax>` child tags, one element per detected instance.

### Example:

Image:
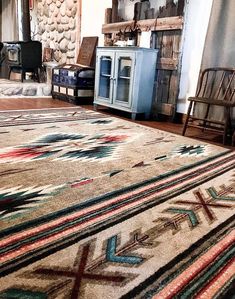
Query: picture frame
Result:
<box><xmin>77</xmin><ymin>37</ymin><xmax>98</xmax><ymax>67</ymax></box>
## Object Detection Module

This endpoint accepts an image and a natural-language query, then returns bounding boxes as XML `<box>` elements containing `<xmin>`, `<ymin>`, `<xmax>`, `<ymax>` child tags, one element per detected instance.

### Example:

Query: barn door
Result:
<box><xmin>151</xmin><ymin>29</ymin><xmax>182</xmax><ymax>120</ymax></box>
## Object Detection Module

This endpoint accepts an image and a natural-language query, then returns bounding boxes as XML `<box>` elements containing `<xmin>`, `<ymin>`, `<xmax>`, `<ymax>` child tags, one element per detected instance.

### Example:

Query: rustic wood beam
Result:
<box><xmin>112</xmin><ymin>0</ymin><xmax>119</xmax><ymax>23</ymax></box>
<box><xmin>102</xmin><ymin>20</ymin><xmax>135</xmax><ymax>34</ymax></box>
<box><xmin>138</xmin><ymin>16</ymin><xmax>183</xmax><ymax>31</ymax></box>
<box><xmin>177</xmin><ymin>0</ymin><xmax>185</xmax><ymax>16</ymax></box>
<box><xmin>105</xmin><ymin>8</ymin><xmax>112</xmax><ymax>24</ymax></box>
<box><xmin>157</xmin><ymin>58</ymin><xmax>178</xmax><ymax>70</ymax></box>
<box><xmin>102</xmin><ymin>16</ymin><xmax>183</xmax><ymax>34</ymax></box>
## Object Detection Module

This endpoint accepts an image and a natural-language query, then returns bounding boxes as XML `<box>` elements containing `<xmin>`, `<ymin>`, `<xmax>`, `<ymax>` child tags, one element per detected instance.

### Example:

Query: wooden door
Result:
<box><xmin>151</xmin><ymin>29</ymin><xmax>182</xmax><ymax>120</ymax></box>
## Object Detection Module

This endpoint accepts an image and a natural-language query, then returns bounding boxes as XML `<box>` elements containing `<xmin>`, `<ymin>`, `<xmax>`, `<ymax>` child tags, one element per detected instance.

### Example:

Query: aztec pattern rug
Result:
<box><xmin>0</xmin><ymin>107</ymin><xmax>234</xmax><ymax>299</ymax></box>
<box><xmin>0</xmin><ymin>107</ymin><xmax>107</xmax><ymax>127</ymax></box>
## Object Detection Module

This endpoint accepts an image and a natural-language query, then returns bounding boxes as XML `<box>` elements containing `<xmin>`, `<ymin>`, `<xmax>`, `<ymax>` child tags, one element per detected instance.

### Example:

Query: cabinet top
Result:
<box><xmin>96</xmin><ymin>46</ymin><xmax>158</xmax><ymax>52</ymax></box>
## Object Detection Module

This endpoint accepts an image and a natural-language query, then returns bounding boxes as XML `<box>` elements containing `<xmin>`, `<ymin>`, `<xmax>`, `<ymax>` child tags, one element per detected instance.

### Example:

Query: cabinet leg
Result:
<box><xmin>131</xmin><ymin>113</ymin><xmax>137</xmax><ymax>120</ymax></box>
<box><xmin>94</xmin><ymin>104</ymin><xmax>98</xmax><ymax>111</ymax></box>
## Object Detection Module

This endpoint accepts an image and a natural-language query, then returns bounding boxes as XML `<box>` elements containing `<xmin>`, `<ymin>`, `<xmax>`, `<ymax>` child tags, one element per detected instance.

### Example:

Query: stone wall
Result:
<box><xmin>36</xmin><ymin>0</ymin><xmax>79</xmax><ymax>64</ymax></box>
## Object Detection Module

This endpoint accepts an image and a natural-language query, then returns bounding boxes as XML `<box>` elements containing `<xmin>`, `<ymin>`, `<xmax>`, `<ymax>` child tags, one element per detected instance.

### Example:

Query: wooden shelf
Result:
<box><xmin>102</xmin><ymin>16</ymin><xmax>183</xmax><ymax>34</ymax></box>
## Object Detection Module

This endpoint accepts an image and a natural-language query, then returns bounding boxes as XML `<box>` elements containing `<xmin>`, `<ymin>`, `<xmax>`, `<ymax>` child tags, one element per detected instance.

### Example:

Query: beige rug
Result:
<box><xmin>0</xmin><ymin>108</ymin><xmax>234</xmax><ymax>298</ymax></box>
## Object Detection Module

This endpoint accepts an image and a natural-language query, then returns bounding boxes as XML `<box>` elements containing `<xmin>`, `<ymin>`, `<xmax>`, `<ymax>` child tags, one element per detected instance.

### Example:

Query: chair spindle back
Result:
<box><xmin>196</xmin><ymin>68</ymin><xmax>235</xmax><ymax>103</ymax></box>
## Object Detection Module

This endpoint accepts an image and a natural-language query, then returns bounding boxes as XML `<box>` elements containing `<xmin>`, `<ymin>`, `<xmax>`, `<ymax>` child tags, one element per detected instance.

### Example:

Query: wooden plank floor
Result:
<box><xmin>0</xmin><ymin>97</ymin><xmax>233</xmax><ymax>149</ymax></box>
<box><xmin>0</xmin><ymin>98</ymin><xmax>74</xmax><ymax>110</ymax></box>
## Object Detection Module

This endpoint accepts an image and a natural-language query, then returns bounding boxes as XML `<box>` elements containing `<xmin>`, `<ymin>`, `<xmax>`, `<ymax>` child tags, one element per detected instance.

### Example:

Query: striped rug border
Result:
<box><xmin>121</xmin><ymin>215</ymin><xmax>235</xmax><ymax>299</ymax></box>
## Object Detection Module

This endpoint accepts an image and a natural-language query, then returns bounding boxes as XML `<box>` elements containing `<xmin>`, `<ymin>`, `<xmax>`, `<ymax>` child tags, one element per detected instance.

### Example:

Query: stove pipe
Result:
<box><xmin>21</xmin><ymin>0</ymin><xmax>31</xmax><ymax>41</ymax></box>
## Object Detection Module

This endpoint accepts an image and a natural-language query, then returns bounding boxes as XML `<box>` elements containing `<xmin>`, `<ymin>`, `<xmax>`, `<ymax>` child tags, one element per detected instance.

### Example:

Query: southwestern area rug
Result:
<box><xmin>0</xmin><ymin>107</ymin><xmax>234</xmax><ymax>299</ymax></box>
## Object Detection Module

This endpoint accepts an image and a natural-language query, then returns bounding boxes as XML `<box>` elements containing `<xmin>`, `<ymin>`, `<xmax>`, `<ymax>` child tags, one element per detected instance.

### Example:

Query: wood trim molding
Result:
<box><xmin>75</xmin><ymin>0</ymin><xmax>82</xmax><ymax>61</ymax></box>
<box><xmin>102</xmin><ymin>16</ymin><xmax>183</xmax><ymax>34</ymax></box>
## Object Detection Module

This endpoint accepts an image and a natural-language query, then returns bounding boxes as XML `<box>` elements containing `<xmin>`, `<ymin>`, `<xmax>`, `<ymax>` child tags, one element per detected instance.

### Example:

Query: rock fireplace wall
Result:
<box><xmin>36</xmin><ymin>0</ymin><xmax>79</xmax><ymax>64</ymax></box>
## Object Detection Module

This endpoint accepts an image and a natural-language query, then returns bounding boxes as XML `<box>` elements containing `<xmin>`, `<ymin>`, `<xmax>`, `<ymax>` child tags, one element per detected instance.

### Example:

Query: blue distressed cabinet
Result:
<box><xmin>94</xmin><ymin>47</ymin><xmax>158</xmax><ymax>119</ymax></box>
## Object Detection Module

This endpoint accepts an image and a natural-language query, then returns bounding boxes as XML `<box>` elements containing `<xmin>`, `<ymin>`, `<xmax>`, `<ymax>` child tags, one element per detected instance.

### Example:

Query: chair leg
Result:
<box><xmin>182</xmin><ymin>101</ymin><xmax>193</xmax><ymax>136</ymax></box>
<box><xmin>202</xmin><ymin>104</ymin><xmax>211</xmax><ymax>132</ymax></box>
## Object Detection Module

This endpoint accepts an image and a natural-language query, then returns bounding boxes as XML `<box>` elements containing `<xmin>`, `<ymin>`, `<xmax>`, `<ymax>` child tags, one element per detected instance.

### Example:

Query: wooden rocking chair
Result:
<box><xmin>182</xmin><ymin>67</ymin><xmax>235</xmax><ymax>145</ymax></box>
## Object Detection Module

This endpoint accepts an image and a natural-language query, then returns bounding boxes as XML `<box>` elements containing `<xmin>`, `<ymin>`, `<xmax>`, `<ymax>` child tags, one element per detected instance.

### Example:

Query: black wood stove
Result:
<box><xmin>5</xmin><ymin>0</ymin><xmax>42</xmax><ymax>82</ymax></box>
<box><xmin>6</xmin><ymin>41</ymin><xmax>42</xmax><ymax>82</ymax></box>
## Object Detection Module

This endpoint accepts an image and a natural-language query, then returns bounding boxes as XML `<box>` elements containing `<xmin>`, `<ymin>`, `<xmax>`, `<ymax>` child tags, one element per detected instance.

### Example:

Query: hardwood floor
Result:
<box><xmin>0</xmin><ymin>97</ymin><xmax>233</xmax><ymax>149</ymax></box>
<box><xmin>0</xmin><ymin>98</ymin><xmax>74</xmax><ymax>110</ymax></box>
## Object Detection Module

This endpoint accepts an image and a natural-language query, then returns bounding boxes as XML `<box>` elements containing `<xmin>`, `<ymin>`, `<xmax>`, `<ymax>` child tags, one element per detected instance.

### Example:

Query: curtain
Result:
<box><xmin>201</xmin><ymin>0</ymin><xmax>235</xmax><ymax>69</ymax></box>
<box><xmin>195</xmin><ymin>0</ymin><xmax>235</xmax><ymax>123</ymax></box>
<box><xmin>1</xmin><ymin>0</ymin><xmax>18</xmax><ymax>42</ymax></box>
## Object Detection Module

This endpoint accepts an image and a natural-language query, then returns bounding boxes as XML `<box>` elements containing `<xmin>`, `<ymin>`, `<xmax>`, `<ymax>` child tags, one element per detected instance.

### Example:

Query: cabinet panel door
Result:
<box><xmin>113</xmin><ymin>52</ymin><xmax>135</xmax><ymax>108</ymax></box>
<box><xmin>95</xmin><ymin>51</ymin><xmax>115</xmax><ymax>103</ymax></box>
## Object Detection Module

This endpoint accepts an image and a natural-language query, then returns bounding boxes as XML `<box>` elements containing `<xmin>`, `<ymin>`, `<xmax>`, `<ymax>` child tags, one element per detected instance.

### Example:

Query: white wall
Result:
<box><xmin>177</xmin><ymin>0</ymin><xmax>213</xmax><ymax>113</ymax></box>
<box><xmin>81</xmin><ymin>0</ymin><xmax>112</xmax><ymax>46</ymax></box>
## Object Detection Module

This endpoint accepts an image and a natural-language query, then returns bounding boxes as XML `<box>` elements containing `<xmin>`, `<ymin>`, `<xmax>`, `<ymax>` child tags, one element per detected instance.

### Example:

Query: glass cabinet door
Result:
<box><xmin>113</xmin><ymin>53</ymin><xmax>135</xmax><ymax>108</ymax></box>
<box><xmin>96</xmin><ymin>53</ymin><xmax>114</xmax><ymax>102</ymax></box>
